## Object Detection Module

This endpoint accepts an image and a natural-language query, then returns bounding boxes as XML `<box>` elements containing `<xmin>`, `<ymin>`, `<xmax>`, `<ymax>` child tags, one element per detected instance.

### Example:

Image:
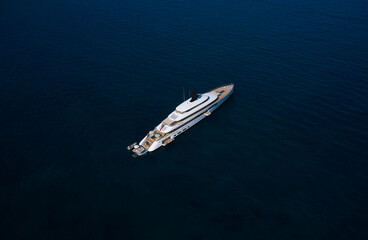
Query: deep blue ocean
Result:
<box><xmin>1</xmin><ymin>0</ymin><xmax>368</xmax><ymax>239</ymax></box>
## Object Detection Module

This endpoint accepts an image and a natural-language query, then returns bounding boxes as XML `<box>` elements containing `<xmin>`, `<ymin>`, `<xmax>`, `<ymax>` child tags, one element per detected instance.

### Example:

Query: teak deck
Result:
<box><xmin>211</xmin><ymin>84</ymin><xmax>234</xmax><ymax>101</ymax></box>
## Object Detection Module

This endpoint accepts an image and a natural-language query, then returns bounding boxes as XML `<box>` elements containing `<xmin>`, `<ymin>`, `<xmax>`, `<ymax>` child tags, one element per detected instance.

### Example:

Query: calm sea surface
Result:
<box><xmin>1</xmin><ymin>0</ymin><xmax>368</xmax><ymax>239</ymax></box>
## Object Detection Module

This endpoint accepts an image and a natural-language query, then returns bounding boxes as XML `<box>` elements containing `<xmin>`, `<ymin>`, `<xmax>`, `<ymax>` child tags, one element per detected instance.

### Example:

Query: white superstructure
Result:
<box><xmin>129</xmin><ymin>83</ymin><xmax>234</xmax><ymax>156</ymax></box>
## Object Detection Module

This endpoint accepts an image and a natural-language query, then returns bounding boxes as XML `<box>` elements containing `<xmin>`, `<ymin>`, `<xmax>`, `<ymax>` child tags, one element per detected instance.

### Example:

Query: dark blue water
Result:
<box><xmin>1</xmin><ymin>0</ymin><xmax>368</xmax><ymax>239</ymax></box>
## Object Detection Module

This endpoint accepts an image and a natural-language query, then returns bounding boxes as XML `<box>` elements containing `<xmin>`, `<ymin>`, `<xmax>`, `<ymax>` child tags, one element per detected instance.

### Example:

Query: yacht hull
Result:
<box><xmin>129</xmin><ymin>84</ymin><xmax>234</xmax><ymax>156</ymax></box>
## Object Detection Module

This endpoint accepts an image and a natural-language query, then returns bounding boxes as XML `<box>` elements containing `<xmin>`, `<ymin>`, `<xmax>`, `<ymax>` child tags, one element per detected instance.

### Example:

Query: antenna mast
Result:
<box><xmin>183</xmin><ymin>87</ymin><xmax>185</xmax><ymax>102</ymax></box>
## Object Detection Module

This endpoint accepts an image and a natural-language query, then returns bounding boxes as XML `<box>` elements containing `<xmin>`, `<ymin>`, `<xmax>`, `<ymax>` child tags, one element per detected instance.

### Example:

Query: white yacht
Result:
<box><xmin>128</xmin><ymin>83</ymin><xmax>234</xmax><ymax>156</ymax></box>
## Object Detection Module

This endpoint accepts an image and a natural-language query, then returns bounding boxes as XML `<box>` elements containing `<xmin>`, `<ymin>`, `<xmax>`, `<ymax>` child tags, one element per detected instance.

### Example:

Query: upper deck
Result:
<box><xmin>176</xmin><ymin>94</ymin><xmax>209</xmax><ymax>113</ymax></box>
<box><xmin>156</xmin><ymin>84</ymin><xmax>233</xmax><ymax>133</ymax></box>
<box><xmin>168</xmin><ymin>92</ymin><xmax>218</xmax><ymax>122</ymax></box>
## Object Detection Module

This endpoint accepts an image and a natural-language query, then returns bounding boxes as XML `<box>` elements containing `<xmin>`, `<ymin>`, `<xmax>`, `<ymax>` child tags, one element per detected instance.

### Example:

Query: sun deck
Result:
<box><xmin>176</xmin><ymin>94</ymin><xmax>209</xmax><ymax>112</ymax></box>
